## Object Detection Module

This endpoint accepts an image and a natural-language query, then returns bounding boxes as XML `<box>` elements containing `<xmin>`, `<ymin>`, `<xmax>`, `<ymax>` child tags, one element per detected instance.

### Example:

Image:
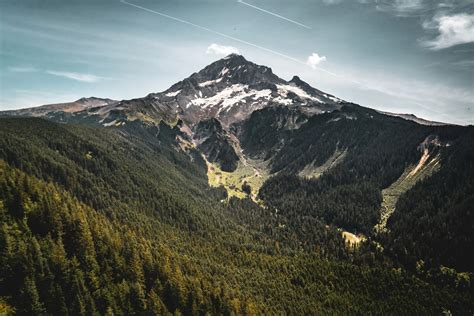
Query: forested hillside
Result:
<box><xmin>257</xmin><ymin>105</ymin><xmax>474</xmax><ymax>272</ymax></box>
<box><xmin>0</xmin><ymin>117</ymin><xmax>472</xmax><ymax>315</ymax></box>
<box><xmin>385</xmin><ymin>128</ymin><xmax>474</xmax><ymax>272</ymax></box>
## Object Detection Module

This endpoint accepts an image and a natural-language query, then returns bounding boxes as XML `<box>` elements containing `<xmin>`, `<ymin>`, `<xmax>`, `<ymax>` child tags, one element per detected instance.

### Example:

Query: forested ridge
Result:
<box><xmin>385</xmin><ymin>128</ymin><xmax>474</xmax><ymax>272</ymax></box>
<box><xmin>256</xmin><ymin>105</ymin><xmax>474</xmax><ymax>272</ymax></box>
<box><xmin>0</xmin><ymin>117</ymin><xmax>473</xmax><ymax>315</ymax></box>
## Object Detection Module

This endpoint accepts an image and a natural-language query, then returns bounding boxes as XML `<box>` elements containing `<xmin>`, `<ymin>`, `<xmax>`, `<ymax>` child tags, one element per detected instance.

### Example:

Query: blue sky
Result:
<box><xmin>1</xmin><ymin>0</ymin><xmax>473</xmax><ymax>124</ymax></box>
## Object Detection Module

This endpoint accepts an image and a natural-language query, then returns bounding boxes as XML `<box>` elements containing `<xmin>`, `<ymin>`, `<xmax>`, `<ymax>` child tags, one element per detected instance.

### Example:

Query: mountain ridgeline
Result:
<box><xmin>0</xmin><ymin>54</ymin><xmax>472</xmax><ymax>315</ymax></box>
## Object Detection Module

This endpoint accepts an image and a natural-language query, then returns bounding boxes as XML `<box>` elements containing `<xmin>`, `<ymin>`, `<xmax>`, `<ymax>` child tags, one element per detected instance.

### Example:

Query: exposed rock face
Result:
<box><xmin>193</xmin><ymin>118</ymin><xmax>239</xmax><ymax>172</ymax></box>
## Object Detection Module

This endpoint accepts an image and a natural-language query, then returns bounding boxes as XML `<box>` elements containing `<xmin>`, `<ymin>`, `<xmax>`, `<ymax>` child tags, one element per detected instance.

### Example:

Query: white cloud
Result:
<box><xmin>306</xmin><ymin>53</ymin><xmax>327</xmax><ymax>69</ymax></box>
<box><xmin>421</xmin><ymin>13</ymin><xmax>474</xmax><ymax>50</ymax></box>
<box><xmin>206</xmin><ymin>43</ymin><xmax>240</xmax><ymax>56</ymax></box>
<box><xmin>8</xmin><ymin>66</ymin><xmax>38</xmax><ymax>73</ymax></box>
<box><xmin>45</xmin><ymin>70</ymin><xmax>104</xmax><ymax>83</ymax></box>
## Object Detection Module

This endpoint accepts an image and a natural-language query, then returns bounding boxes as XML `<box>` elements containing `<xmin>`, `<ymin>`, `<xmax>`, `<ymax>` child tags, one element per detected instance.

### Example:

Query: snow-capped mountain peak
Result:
<box><xmin>1</xmin><ymin>55</ymin><xmax>345</xmax><ymax>127</ymax></box>
<box><xmin>148</xmin><ymin>54</ymin><xmax>343</xmax><ymax>126</ymax></box>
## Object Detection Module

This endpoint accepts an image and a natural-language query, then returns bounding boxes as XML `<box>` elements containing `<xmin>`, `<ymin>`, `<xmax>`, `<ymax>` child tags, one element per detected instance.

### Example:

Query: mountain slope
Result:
<box><xmin>0</xmin><ymin>97</ymin><xmax>117</xmax><ymax>118</ymax></box>
<box><xmin>0</xmin><ymin>117</ymin><xmax>472</xmax><ymax>315</ymax></box>
<box><xmin>0</xmin><ymin>54</ymin><xmax>473</xmax><ymax>314</ymax></box>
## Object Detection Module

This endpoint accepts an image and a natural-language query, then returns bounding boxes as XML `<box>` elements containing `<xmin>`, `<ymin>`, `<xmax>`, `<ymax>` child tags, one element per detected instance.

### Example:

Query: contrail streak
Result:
<box><xmin>120</xmin><ymin>0</ymin><xmax>304</xmax><ymax>64</ymax></box>
<box><xmin>237</xmin><ymin>0</ymin><xmax>311</xmax><ymax>29</ymax></box>
<box><xmin>119</xmin><ymin>0</ymin><xmax>362</xmax><ymax>86</ymax></box>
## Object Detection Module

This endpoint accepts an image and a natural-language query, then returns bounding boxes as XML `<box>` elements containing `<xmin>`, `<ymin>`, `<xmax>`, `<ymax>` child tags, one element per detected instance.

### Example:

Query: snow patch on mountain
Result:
<box><xmin>190</xmin><ymin>85</ymin><xmax>274</xmax><ymax>111</ymax></box>
<box><xmin>273</xmin><ymin>96</ymin><xmax>293</xmax><ymax>105</ymax></box>
<box><xmin>166</xmin><ymin>90</ymin><xmax>181</xmax><ymax>97</ymax></box>
<box><xmin>323</xmin><ymin>94</ymin><xmax>342</xmax><ymax>103</ymax></box>
<box><xmin>219</xmin><ymin>67</ymin><xmax>229</xmax><ymax>77</ymax></box>
<box><xmin>191</xmin><ymin>84</ymin><xmax>246</xmax><ymax>108</ymax></box>
<box><xmin>277</xmin><ymin>84</ymin><xmax>323</xmax><ymax>103</ymax></box>
<box><xmin>199</xmin><ymin>78</ymin><xmax>223</xmax><ymax>87</ymax></box>
<box><xmin>252</xmin><ymin>89</ymin><xmax>272</xmax><ymax>100</ymax></box>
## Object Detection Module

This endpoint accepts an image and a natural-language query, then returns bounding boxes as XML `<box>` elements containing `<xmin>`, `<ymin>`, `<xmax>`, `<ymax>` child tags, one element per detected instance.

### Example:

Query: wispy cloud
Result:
<box><xmin>206</xmin><ymin>43</ymin><xmax>240</xmax><ymax>56</ymax></box>
<box><xmin>322</xmin><ymin>0</ymin><xmax>343</xmax><ymax>4</ymax></box>
<box><xmin>237</xmin><ymin>0</ymin><xmax>311</xmax><ymax>29</ymax></box>
<box><xmin>451</xmin><ymin>59</ymin><xmax>474</xmax><ymax>67</ymax></box>
<box><xmin>323</xmin><ymin>0</ymin><xmax>474</xmax><ymax>18</ymax></box>
<box><xmin>376</xmin><ymin>0</ymin><xmax>426</xmax><ymax>16</ymax></box>
<box><xmin>353</xmin><ymin>72</ymin><xmax>474</xmax><ymax>120</ymax></box>
<box><xmin>421</xmin><ymin>13</ymin><xmax>474</xmax><ymax>49</ymax></box>
<box><xmin>306</xmin><ymin>53</ymin><xmax>327</xmax><ymax>69</ymax></box>
<box><xmin>323</xmin><ymin>0</ymin><xmax>427</xmax><ymax>13</ymax></box>
<box><xmin>8</xmin><ymin>66</ymin><xmax>38</xmax><ymax>73</ymax></box>
<box><xmin>321</xmin><ymin>0</ymin><xmax>474</xmax><ymax>51</ymax></box>
<box><xmin>45</xmin><ymin>70</ymin><xmax>104</xmax><ymax>83</ymax></box>
<box><xmin>8</xmin><ymin>63</ymin><xmax>105</xmax><ymax>83</ymax></box>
